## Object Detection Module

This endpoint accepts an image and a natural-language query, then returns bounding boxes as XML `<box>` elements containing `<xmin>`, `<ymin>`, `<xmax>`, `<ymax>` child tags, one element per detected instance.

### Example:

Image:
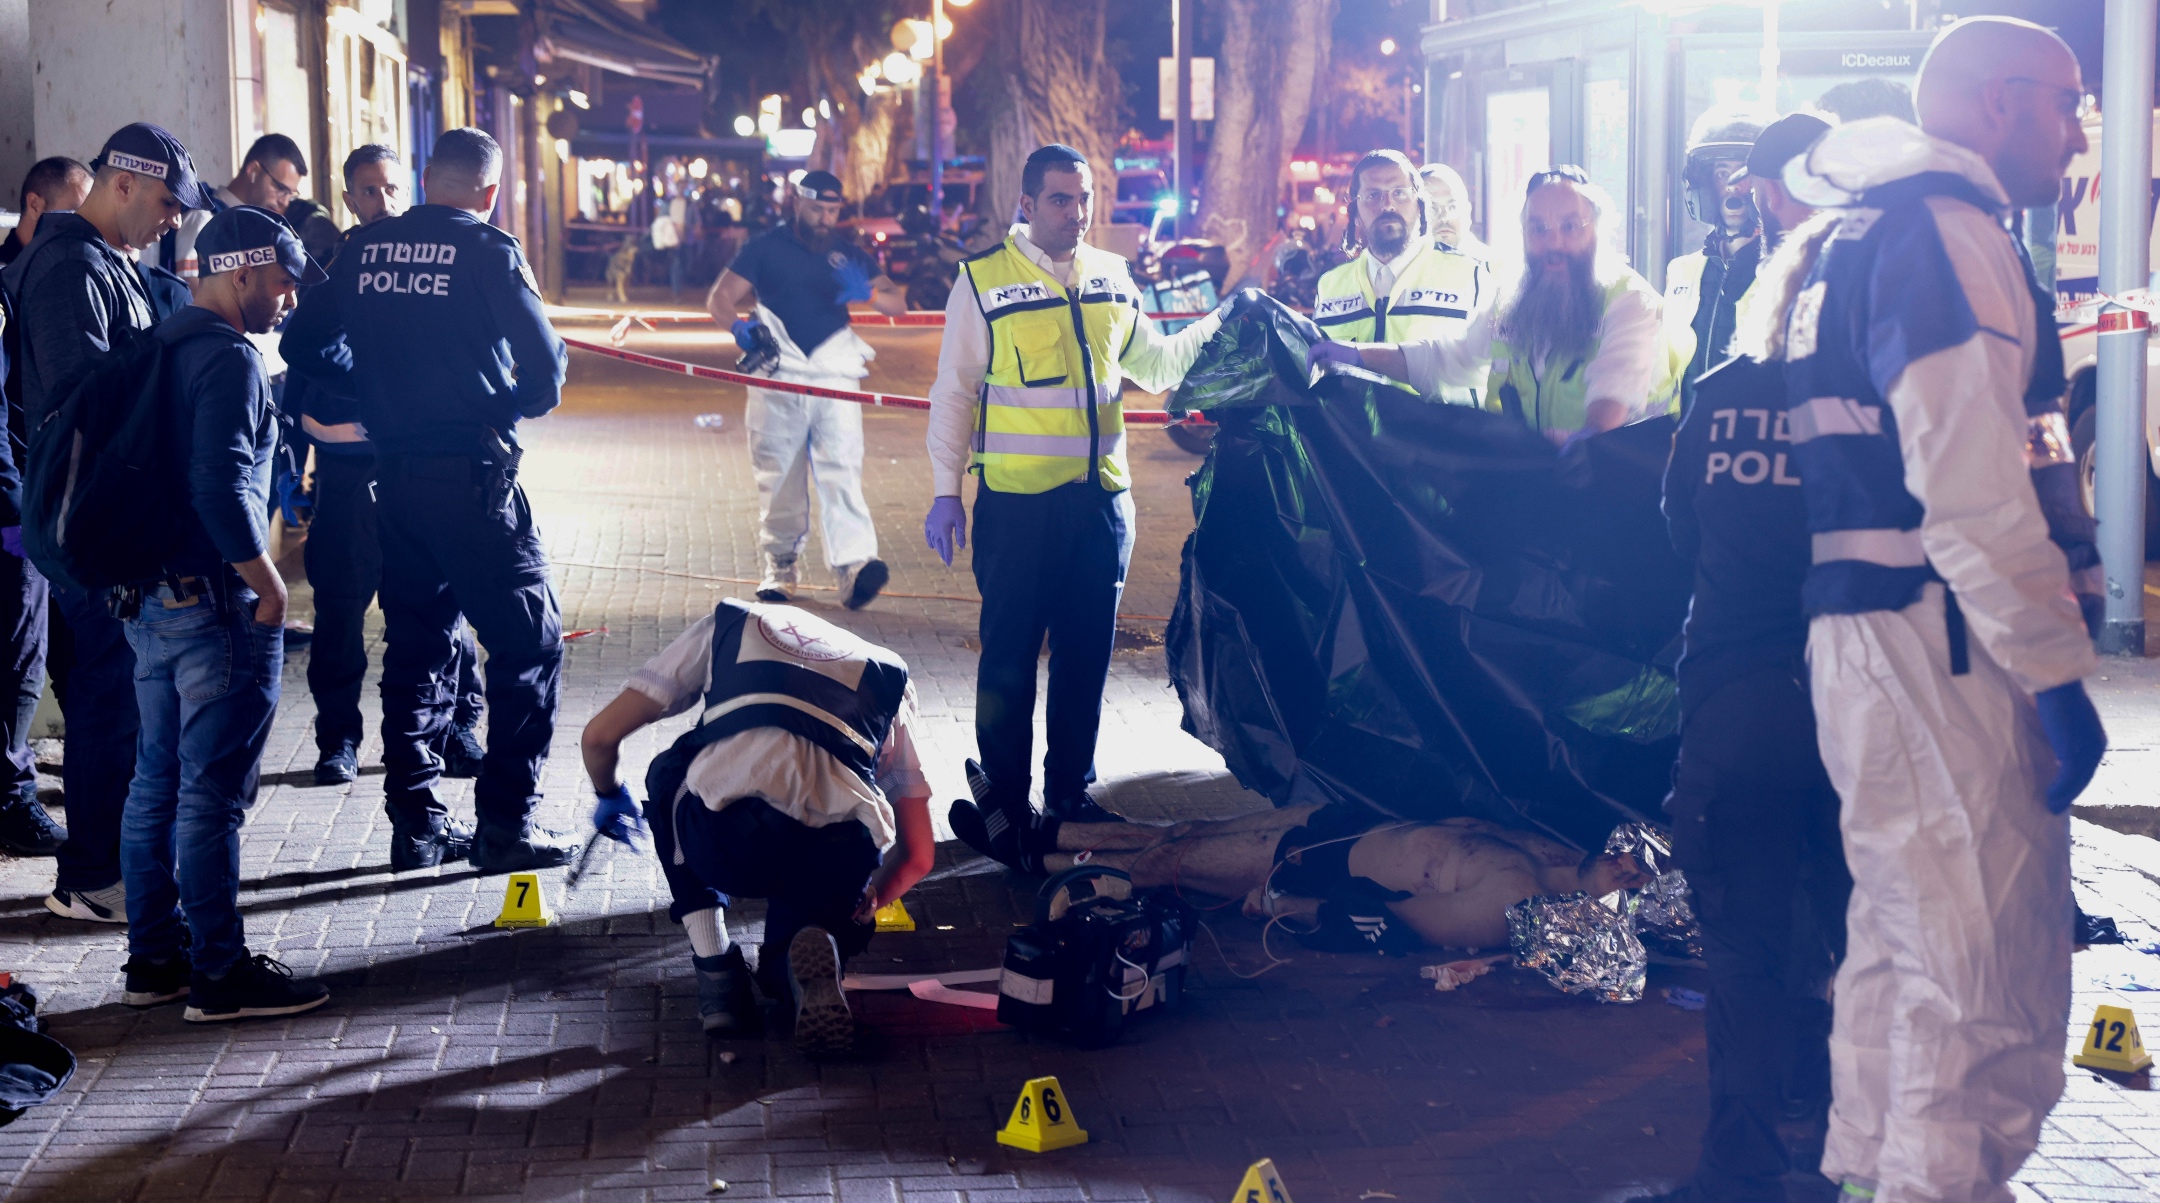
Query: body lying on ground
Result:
<box><xmin>952</xmin><ymin>799</ymin><xmax>1650</xmax><ymax>952</ymax></box>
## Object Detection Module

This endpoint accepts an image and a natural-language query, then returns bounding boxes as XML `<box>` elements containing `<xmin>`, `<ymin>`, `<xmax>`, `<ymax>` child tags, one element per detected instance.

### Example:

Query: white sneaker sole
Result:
<box><xmin>123</xmin><ymin>985</ymin><xmax>187</xmax><ymax>1008</ymax></box>
<box><xmin>45</xmin><ymin>891</ymin><xmax>125</xmax><ymax>924</ymax></box>
<box><xmin>788</xmin><ymin>927</ymin><xmax>853</xmax><ymax>1057</ymax></box>
<box><xmin>183</xmin><ymin>992</ymin><xmax>330</xmax><ymax>1023</ymax></box>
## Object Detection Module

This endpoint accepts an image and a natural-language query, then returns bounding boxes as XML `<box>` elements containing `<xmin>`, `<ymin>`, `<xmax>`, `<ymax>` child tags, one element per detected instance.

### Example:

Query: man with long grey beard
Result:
<box><xmin>1313</xmin><ymin>166</ymin><xmax>1668</xmax><ymax>444</ymax></box>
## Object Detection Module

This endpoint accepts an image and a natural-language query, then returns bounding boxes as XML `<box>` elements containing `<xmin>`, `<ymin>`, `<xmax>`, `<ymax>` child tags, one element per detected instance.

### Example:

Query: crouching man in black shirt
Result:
<box><xmin>117</xmin><ymin>207</ymin><xmax>332</xmax><ymax>1023</ymax></box>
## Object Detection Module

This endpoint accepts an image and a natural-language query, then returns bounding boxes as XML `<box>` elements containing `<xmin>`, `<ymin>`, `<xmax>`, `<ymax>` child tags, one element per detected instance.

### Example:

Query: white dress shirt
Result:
<box><xmin>926</xmin><ymin>225</ymin><xmax>1224</xmax><ymax>497</ymax></box>
<box><xmin>1397</xmin><ymin>266</ymin><xmax>1665</xmax><ymax>422</ymax></box>
<box><xmin>1366</xmin><ymin>237</ymin><xmax>1426</xmax><ymax>301</ymax></box>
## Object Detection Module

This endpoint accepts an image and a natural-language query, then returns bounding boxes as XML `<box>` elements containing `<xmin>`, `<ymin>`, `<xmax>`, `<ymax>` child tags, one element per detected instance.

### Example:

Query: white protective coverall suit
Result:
<box><xmin>1784</xmin><ymin>120</ymin><xmax>2097</xmax><ymax>1200</ymax></box>
<box><xmin>746</xmin><ymin>304</ymin><xmax>880</xmax><ymax>584</ymax></box>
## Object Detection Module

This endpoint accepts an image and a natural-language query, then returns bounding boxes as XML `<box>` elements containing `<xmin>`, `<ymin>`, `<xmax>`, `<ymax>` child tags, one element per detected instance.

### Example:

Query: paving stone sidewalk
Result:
<box><xmin>0</xmin><ymin>308</ymin><xmax>2152</xmax><ymax>1201</ymax></box>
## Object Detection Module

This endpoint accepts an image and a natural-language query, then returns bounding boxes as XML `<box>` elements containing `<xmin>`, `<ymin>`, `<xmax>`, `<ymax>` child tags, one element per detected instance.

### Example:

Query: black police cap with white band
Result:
<box><xmin>193</xmin><ymin>205</ymin><xmax>328</xmax><ymax>286</ymax></box>
<box><xmin>90</xmin><ymin>122</ymin><xmax>214</xmax><ymax>212</ymax></box>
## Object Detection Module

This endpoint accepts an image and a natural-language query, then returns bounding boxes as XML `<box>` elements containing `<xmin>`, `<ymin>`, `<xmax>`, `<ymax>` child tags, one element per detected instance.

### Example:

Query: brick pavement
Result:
<box><xmin>0</xmin><ymin>303</ymin><xmax>2152</xmax><ymax>1200</ymax></box>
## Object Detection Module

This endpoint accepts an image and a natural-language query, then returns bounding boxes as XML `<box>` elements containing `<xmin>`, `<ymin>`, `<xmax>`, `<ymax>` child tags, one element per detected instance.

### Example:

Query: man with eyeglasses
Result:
<box><xmin>161</xmin><ymin>134</ymin><xmax>310</xmax><ymax>286</ymax></box>
<box><xmin>1765</xmin><ymin>18</ymin><xmax>2102</xmax><ymax>1201</ymax></box>
<box><xmin>1315</xmin><ymin>165</ymin><xmax>1668</xmax><ymax>445</ymax></box>
<box><xmin>1310</xmin><ymin>150</ymin><xmax>1489</xmax><ymax>407</ymax></box>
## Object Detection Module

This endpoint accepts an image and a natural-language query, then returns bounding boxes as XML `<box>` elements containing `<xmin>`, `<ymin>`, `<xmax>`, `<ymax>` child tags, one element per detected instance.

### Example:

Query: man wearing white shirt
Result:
<box><xmin>922</xmin><ymin>144</ymin><xmax>1223</xmax><ymax>844</ymax></box>
<box><xmin>1310</xmin><ymin>150</ymin><xmax>1489</xmax><ymax>406</ymax></box>
<box><xmin>1319</xmin><ymin>165</ymin><xmax>1667</xmax><ymax>444</ymax></box>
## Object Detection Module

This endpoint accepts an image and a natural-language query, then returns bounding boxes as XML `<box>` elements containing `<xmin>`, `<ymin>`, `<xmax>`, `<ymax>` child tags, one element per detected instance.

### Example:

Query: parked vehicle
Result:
<box><xmin>2052</xmin><ymin>110</ymin><xmax>2160</xmax><ymax>550</ymax></box>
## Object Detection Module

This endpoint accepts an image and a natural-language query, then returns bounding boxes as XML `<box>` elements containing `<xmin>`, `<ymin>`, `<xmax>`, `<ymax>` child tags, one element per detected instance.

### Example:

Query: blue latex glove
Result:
<box><xmin>832</xmin><ymin>257</ymin><xmax>874</xmax><ymax>304</ymax></box>
<box><xmin>0</xmin><ymin>527</ymin><xmax>21</xmax><ymax>560</ymax></box>
<box><xmin>592</xmin><ymin>785</ymin><xmax>646</xmax><ymax>847</ymax></box>
<box><xmin>731</xmin><ymin>318</ymin><xmax>765</xmax><ymax>352</ymax></box>
<box><xmin>2036</xmin><ymin>681</ymin><xmax>2107</xmax><ymax>814</ymax></box>
<box><xmin>275</xmin><ymin>470</ymin><xmax>311</xmax><ymax>527</ymax></box>
<box><xmin>924</xmin><ymin>496</ymin><xmax>968</xmax><ymax>566</ymax></box>
<box><xmin>1308</xmin><ymin>340</ymin><xmax>1364</xmax><ymax>372</ymax></box>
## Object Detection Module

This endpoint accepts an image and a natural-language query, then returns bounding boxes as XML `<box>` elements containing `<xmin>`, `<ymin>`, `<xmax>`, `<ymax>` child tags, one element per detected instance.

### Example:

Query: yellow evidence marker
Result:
<box><xmin>2074</xmin><ymin>1003</ymin><xmax>2153</xmax><ymax>1074</ymax></box>
<box><xmin>493</xmin><ymin>872</ymin><xmax>555</xmax><ymax>929</ymax></box>
<box><xmin>873</xmin><ymin>899</ymin><xmax>916</xmax><ymax>931</ymax></box>
<box><xmin>995</xmin><ymin>1075</ymin><xmax>1088</xmax><ymax>1152</ymax></box>
<box><xmin>1231</xmin><ymin>1158</ymin><xmax>1294</xmax><ymax>1203</ymax></box>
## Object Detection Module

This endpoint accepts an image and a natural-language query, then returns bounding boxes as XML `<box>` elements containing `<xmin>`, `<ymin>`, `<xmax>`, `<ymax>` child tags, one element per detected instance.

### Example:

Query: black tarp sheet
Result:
<box><xmin>1164</xmin><ymin>297</ymin><xmax>1692</xmax><ymax>851</ymax></box>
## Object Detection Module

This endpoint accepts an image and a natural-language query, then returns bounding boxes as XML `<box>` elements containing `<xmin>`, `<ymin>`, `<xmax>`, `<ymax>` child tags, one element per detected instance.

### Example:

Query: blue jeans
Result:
<box><xmin>120</xmin><ymin>589</ymin><xmax>282</xmax><ymax>974</ymax></box>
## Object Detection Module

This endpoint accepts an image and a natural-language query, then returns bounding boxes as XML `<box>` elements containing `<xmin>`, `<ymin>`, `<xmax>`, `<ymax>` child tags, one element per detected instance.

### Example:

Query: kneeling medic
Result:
<box><xmin>579</xmin><ymin>600</ymin><xmax>934</xmax><ymax>1056</ymax></box>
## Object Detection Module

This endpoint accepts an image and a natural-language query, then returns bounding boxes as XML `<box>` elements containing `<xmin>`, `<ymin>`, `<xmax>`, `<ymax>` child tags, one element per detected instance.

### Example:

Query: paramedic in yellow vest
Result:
<box><xmin>1313</xmin><ymin>166</ymin><xmax>1666</xmax><ymax>446</ymax></box>
<box><xmin>922</xmin><ymin>144</ymin><xmax>1224</xmax><ymax>843</ymax></box>
<box><xmin>1312</xmin><ymin>150</ymin><xmax>1490</xmax><ymax>406</ymax></box>
<box><xmin>1662</xmin><ymin>114</ymin><xmax>1766</xmax><ymax>417</ymax></box>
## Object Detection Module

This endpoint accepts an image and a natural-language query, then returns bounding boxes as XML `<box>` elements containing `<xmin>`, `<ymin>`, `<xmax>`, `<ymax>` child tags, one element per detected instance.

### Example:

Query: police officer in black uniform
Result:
<box><xmin>1649</xmin><ymin>117</ymin><xmax>1849</xmax><ymax>1200</ymax></box>
<box><xmin>282</xmin><ymin>127</ymin><xmax>572</xmax><ymax>873</ymax></box>
<box><xmin>287</xmin><ymin>143</ymin><xmax>489</xmax><ymax>788</ymax></box>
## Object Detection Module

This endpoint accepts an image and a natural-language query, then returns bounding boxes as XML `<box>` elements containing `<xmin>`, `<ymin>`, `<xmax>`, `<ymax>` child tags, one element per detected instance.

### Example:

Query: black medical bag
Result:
<box><xmin>996</xmin><ymin>867</ymin><xmax>1197</xmax><ymax>1048</ymax></box>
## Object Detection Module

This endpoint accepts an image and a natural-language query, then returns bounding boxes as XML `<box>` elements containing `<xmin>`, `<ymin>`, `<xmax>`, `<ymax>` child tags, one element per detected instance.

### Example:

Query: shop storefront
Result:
<box><xmin>1420</xmin><ymin>1</ymin><xmax>1929</xmax><ymax>285</ymax></box>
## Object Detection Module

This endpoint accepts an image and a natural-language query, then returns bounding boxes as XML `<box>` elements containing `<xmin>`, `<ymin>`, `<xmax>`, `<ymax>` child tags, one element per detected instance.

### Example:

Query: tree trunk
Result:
<box><xmin>977</xmin><ymin>0</ymin><xmax>1114</xmax><ymax>226</ymax></box>
<box><xmin>1200</xmin><ymin>0</ymin><xmax>1337</xmax><ymax>286</ymax></box>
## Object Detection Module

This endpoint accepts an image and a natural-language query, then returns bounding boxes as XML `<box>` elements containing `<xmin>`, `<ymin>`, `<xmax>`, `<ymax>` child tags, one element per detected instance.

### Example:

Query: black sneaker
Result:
<box><xmin>0</xmin><ymin>785</ymin><xmax>66</xmax><ymax>856</ymax></box>
<box><xmin>963</xmin><ymin>758</ymin><xmax>995</xmax><ymax>807</ymax></box>
<box><xmin>314</xmin><ymin>740</ymin><xmax>359</xmax><ymax>786</ymax></box>
<box><xmin>786</xmin><ymin>926</ymin><xmax>854</xmax><ymax>1057</ymax></box>
<box><xmin>841</xmin><ymin>559</ymin><xmax>890</xmax><ymax>610</ymax></box>
<box><xmin>694</xmin><ymin>947</ymin><xmax>762</xmax><ymax>1036</ymax></box>
<box><xmin>439</xmin><ymin>727</ymin><xmax>486</xmax><ymax>780</ymax></box>
<box><xmin>122</xmin><ymin>952</ymin><xmax>192</xmax><ymax>1008</ymax></box>
<box><xmin>1048</xmin><ymin>792</ymin><xmax>1125</xmax><ymax>825</ymax></box>
<box><xmin>946</xmin><ymin>798</ymin><xmax>1043</xmax><ymax>874</ymax></box>
<box><xmin>472</xmin><ymin>827</ymin><xmax>577</xmax><ymax>874</ymax></box>
<box><xmin>183</xmin><ymin>952</ymin><xmax>329</xmax><ymax>1023</ymax></box>
<box><xmin>389</xmin><ymin>820</ymin><xmax>475</xmax><ymax>872</ymax></box>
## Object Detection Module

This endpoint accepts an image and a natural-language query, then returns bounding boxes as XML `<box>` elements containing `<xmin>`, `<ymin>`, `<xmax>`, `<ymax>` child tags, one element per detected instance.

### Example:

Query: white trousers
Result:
<box><xmin>1810</xmin><ymin>584</ymin><xmax>2070</xmax><ymax>1203</ymax></box>
<box><xmin>744</xmin><ymin>386</ymin><xmax>878</xmax><ymax>574</ymax></box>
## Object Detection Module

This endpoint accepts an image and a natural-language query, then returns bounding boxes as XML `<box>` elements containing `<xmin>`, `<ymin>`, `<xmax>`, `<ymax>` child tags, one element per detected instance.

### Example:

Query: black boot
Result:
<box><xmin>314</xmin><ymin>739</ymin><xmax>360</xmax><ymax>786</ymax></box>
<box><xmin>389</xmin><ymin>819</ymin><xmax>475</xmax><ymax>871</ymax></box>
<box><xmin>472</xmin><ymin>826</ymin><xmax>577</xmax><ymax>873</ymax></box>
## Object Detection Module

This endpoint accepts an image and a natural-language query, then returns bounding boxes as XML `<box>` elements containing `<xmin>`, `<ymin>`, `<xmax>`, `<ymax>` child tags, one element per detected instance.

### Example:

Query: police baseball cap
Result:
<box><xmin>194</xmin><ymin>205</ymin><xmax>328</xmax><ymax>286</ymax></box>
<box><xmin>1730</xmin><ymin>113</ymin><xmax>1833</xmax><ymax>184</ymax></box>
<box><xmin>794</xmin><ymin>170</ymin><xmax>845</xmax><ymax>202</ymax></box>
<box><xmin>90</xmin><ymin>122</ymin><xmax>213</xmax><ymax>211</ymax></box>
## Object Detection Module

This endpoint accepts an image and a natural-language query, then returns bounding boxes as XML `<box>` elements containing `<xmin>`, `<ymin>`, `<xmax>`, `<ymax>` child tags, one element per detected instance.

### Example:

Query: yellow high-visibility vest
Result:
<box><xmin>1313</xmin><ymin>242</ymin><xmax>1487</xmax><ymax>405</ymax></box>
<box><xmin>961</xmin><ymin>235</ymin><xmax>1141</xmax><ymax>493</ymax></box>
<box><xmin>1485</xmin><ymin>272</ymin><xmax>1672</xmax><ymax>434</ymax></box>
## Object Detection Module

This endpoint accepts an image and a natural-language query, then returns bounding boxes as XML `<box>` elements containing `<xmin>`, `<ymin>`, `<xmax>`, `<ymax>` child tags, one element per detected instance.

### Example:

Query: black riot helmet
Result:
<box><xmin>1682</xmin><ymin>111</ymin><xmax>1767</xmax><ymax>236</ymax></box>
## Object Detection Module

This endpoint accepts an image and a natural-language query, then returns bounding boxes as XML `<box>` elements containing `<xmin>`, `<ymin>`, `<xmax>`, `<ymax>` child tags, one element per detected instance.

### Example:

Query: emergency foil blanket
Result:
<box><xmin>1505</xmin><ymin>891</ymin><xmax>1647</xmax><ymax>1004</ymax></box>
<box><xmin>1165</xmin><ymin>296</ymin><xmax>1691</xmax><ymax>851</ymax></box>
<box><xmin>1605</xmin><ymin>821</ymin><xmax>1703</xmax><ymax>961</ymax></box>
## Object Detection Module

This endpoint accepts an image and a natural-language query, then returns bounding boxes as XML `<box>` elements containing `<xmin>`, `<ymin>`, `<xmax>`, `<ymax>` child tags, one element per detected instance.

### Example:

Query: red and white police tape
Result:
<box><xmin>554</xmin><ymin>330</ymin><xmax>1191</xmax><ymax>426</ymax></box>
